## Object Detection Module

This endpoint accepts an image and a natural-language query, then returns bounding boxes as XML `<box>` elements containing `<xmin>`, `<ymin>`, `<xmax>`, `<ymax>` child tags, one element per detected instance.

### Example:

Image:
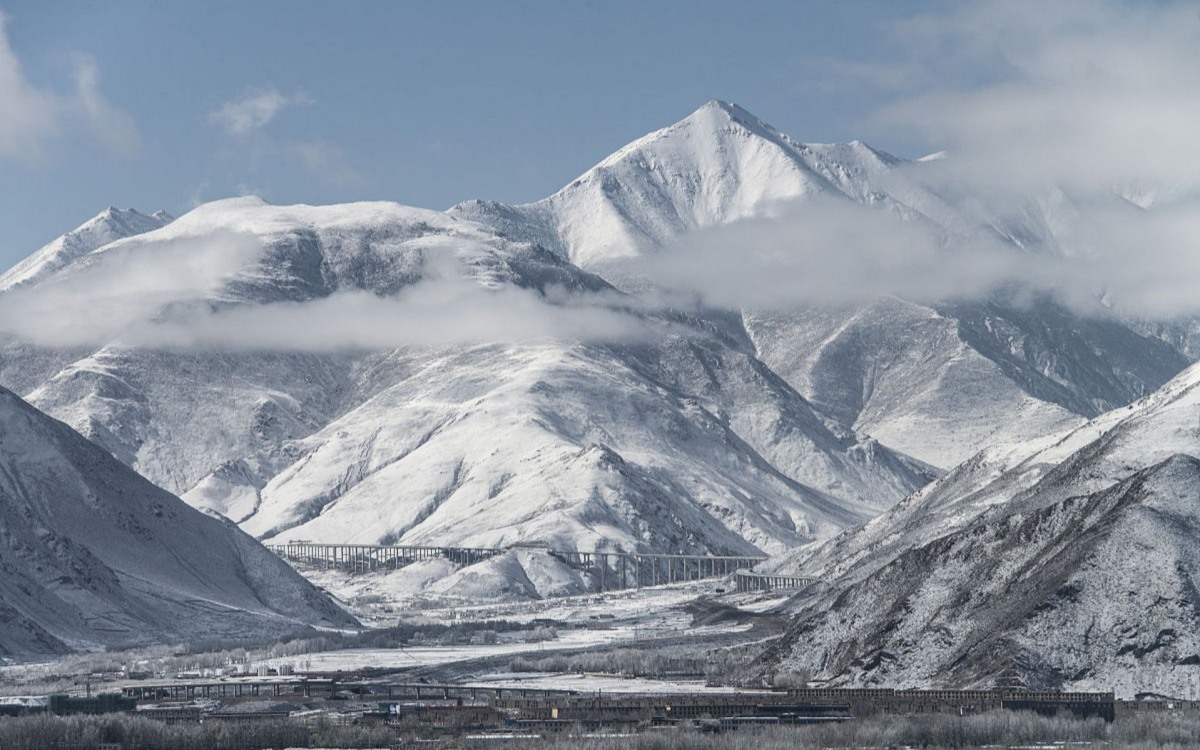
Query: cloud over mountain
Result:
<box><xmin>863</xmin><ymin>0</ymin><xmax>1200</xmax><ymax>193</ymax></box>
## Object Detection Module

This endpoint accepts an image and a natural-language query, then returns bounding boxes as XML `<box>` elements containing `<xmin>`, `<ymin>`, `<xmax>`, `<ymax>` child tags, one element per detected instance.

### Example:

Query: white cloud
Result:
<box><xmin>625</xmin><ymin>196</ymin><xmax>1059</xmax><ymax>312</ymax></box>
<box><xmin>0</xmin><ymin>12</ymin><xmax>137</xmax><ymax>161</ymax></box>
<box><xmin>0</xmin><ymin>231</ymin><xmax>663</xmax><ymax>350</ymax></box>
<box><xmin>0</xmin><ymin>231</ymin><xmax>259</xmax><ymax>347</ymax></box>
<box><xmin>209</xmin><ymin>87</ymin><xmax>313</xmax><ymax>136</ymax></box>
<box><xmin>123</xmin><ymin>282</ymin><xmax>658</xmax><ymax>351</ymax></box>
<box><xmin>621</xmin><ymin>184</ymin><xmax>1200</xmax><ymax>322</ymax></box>
<box><xmin>208</xmin><ymin>88</ymin><xmax>362</xmax><ymax>187</ymax></box>
<box><xmin>0</xmin><ymin>13</ymin><xmax>57</xmax><ymax>157</ymax></box>
<box><xmin>862</xmin><ymin>0</ymin><xmax>1200</xmax><ymax>192</ymax></box>
<box><xmin>631</xmin><ymin>0</ymin><xmax>1200</xmax><ymax>320</ymax></box>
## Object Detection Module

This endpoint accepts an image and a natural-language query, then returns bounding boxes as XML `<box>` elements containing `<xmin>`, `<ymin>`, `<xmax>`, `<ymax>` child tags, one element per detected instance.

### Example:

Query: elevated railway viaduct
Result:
<box><xmin>266</xmin><ymin>541</ymin><xmax>793</xmax><ymax>592</ymax></box>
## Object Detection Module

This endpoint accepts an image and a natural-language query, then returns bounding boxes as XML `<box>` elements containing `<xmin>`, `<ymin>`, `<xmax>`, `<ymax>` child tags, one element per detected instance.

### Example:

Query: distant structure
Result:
<box><xmin>267</xmin><ymin>541</ymin><xmax>768</xmax><ymax>592</ymax></box>
<box><xmin>733</xmin><ymin>571</ymin><xmax>818</xmax><ymax>593</ymax></box>
<box><xmin>46</xmin><ymin>693</ymin><xmax>136</xmax><ymax>715</ymax></box>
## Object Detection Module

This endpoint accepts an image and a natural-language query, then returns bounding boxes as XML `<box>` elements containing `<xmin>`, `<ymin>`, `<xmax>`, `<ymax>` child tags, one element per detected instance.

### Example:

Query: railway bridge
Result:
<box><xmin>733</xmin><ymin>570</ymin><xmax>819</xmax><ymax>593</ymax></box>
<box><xmin>549</xmin><ymin>549</ymin><xmax>766</xmax><ymax>589</ymax></box>
<box><xmin>266</xmin><ymin>541</ymin><xmax>771</xmax><ymax>592</ymax></box>
<box><xmin>264</xmin><ymin>542</ymin><xmax>502</xmax><ymax>572</ymax></box>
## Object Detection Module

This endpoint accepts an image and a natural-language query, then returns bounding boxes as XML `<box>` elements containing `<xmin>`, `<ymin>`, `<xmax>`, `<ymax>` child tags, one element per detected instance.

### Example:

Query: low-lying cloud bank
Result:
<box><xmin>123</xmin><ymin>283</ymin><xmax>660</xmax><ymax>351</ymax></box>
<box><xmin>0</xmin><ymin>231</ymin><xmax>663</xmax><ymax>350</ymax></box>
<box><xmin>625</xmin><ymin>192</ymin><xmax>1200</xmax><ymax>320</ymax></box>
<box><xmin>6</xmin><ymin>189</ymin><xmax>1200</xmax><ymax>352</ymax></box>
<box><xmin>0</xmin><ymin>231</ymin><xmax>255</xmax><ymax>347</ymax></box>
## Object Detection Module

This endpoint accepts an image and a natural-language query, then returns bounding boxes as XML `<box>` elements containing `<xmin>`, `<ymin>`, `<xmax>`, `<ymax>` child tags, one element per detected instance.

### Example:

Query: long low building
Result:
<box><xmin>493</xmin><ymin>687</ymin><xmax>1118</xmax><ymax>723</ymax></box>
<box><xmin>784</xmin><ymin>687</ymin><xmax>1116</xmax><ymax>721</ymax></box>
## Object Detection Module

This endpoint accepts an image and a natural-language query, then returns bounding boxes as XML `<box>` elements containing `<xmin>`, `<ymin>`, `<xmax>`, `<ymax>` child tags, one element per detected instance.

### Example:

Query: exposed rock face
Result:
<box><xmin>772</xmin><ymin>358</ymin><xmax>1200</xmax><ymax>698</ymax></box>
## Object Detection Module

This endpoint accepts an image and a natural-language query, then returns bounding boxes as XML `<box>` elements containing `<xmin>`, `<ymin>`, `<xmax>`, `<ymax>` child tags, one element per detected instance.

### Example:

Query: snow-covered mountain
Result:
<box><xmin>227</xmin><ymin>337</ymin><xmax>931</xmax><ymax>555</ymax></box>
<box><xmin>452</xmin><ymin>101</ymin><xmax>1187</xmax><ymax>468</ymax></box>
<box><xmin>770</xmin><ymin>358</ymin><xmax>1200</xmax><ymax>697</ymax></box>
<box><xmin>0</xmin><ymin>197</ymin><xmax>934</xmax><ymax>574</ymax></box>
<box><xmin>0</xmin><ymin>386</ymin><xmax>354</xmax><ymax>658</ymax></box>
<box><xmin>452</xmin><ymin>101</ymin><xmax>853</xmax><ymax>267</ymax></box>
<box><xmin>0</xmin><ymin>100</ymin><xmax>1191</xmax><ymax>599</ymax></box>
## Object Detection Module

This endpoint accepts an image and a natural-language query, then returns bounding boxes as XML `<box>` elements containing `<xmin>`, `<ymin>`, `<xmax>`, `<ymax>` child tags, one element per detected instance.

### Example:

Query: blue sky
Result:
<box><xmin>0</xmin><ymin>0</ymin><xmax>958</xmax><ymax>270</ymax></box>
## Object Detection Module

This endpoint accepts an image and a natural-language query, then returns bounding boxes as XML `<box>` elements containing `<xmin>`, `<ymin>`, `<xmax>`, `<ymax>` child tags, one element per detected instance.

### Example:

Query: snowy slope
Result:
<box><xmin>771</xmin><ymin>358</ymin><xmax>1200</xmax><ymax>697</ymax></box>
<box><xmin>228</xmin><ymin>338</ymin><xmax>931</xmax><ymax>556</ymax></box>
<box><xmin>0</xmin><ymin>207</ymin><xmax>171</xmax><ymax>293</ymax></box>
<box><xmin>0</xmin><ymin>198</ymin><xmax>934</xmax><ymax>571</ymax></box>
<box><xmin>746</xmin><ymin>296</ymin><xmax>1185</xmax><ymax>468</ymax></box>
<box><xmin>0</xmin><ymin>387</ymin><xmax>354</xmax><ymax>658</ymax></box>
<box><xmin>744</xmin><ymin>300</ymin><xmax>1079</xmax><ymax>468</ymax></box>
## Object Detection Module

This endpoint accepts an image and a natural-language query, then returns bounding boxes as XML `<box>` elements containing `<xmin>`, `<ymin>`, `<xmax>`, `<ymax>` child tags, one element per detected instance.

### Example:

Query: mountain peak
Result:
<box><xmin>592</xmin><ymin>100</ymin><xmax>788</xmax><ymax>172</ymax></box>
<box><xmin>91</xmin><ymin>206</ymin><xmax>150</xmax><ymax>227</ymax></box>
<box><xmin>448</xmin><ymin>101</ymin><xmax>905</xmax><ymax>269</ymax></box>
<box><xmin>694</xmin><ymin>98</ymin><xmax>753</xmax><ymax>120</ymax></box>
<box><xmin>691</xmin><ymin>99</ymin><xmax>778</xmax><ymax>133</ymax></box>
<box><xmin>511</xmin><ymin>100</ymin><xmax>854</xmax><ymax>265</ymax></box>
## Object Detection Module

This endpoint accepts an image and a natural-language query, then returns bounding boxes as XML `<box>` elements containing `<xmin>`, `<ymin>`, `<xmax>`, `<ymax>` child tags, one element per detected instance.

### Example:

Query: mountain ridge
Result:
<box><xmin>455</xmin><ymin>101</ymin><xmax>1189</xmax><ymax>468</ymax></box>
<box><xmin>0</xmin><ymin>207</ymin><xmax>173</xmax><ymax>293</ymax></box>
<box><xmin>0</xmin><ymin>195</ymin><xmax>936</xmax><ymax>580</ymax></box>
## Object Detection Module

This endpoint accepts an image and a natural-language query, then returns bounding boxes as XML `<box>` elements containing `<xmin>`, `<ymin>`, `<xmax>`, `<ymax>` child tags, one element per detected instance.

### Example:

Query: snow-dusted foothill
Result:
<box><xmin>771</xmin><ymin>359</ymin><xmax>1200</xmax><ymax>698</ymax></box>
<box><xmin>0</xmin><ymin>387</ymin><xmax>356</xmax><ymax>659</ymax></box>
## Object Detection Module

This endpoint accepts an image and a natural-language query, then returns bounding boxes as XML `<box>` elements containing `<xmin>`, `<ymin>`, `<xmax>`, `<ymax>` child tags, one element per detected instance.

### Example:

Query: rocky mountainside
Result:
<box><xmin>0</xmin><ymin>387</ymin><xmax>355</xmax><ymax>658</ymax></box>
<box><xmin>770</xmin><ymin>358</ymin><xmax>1200</xmax><ymax>698</ymax></box>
